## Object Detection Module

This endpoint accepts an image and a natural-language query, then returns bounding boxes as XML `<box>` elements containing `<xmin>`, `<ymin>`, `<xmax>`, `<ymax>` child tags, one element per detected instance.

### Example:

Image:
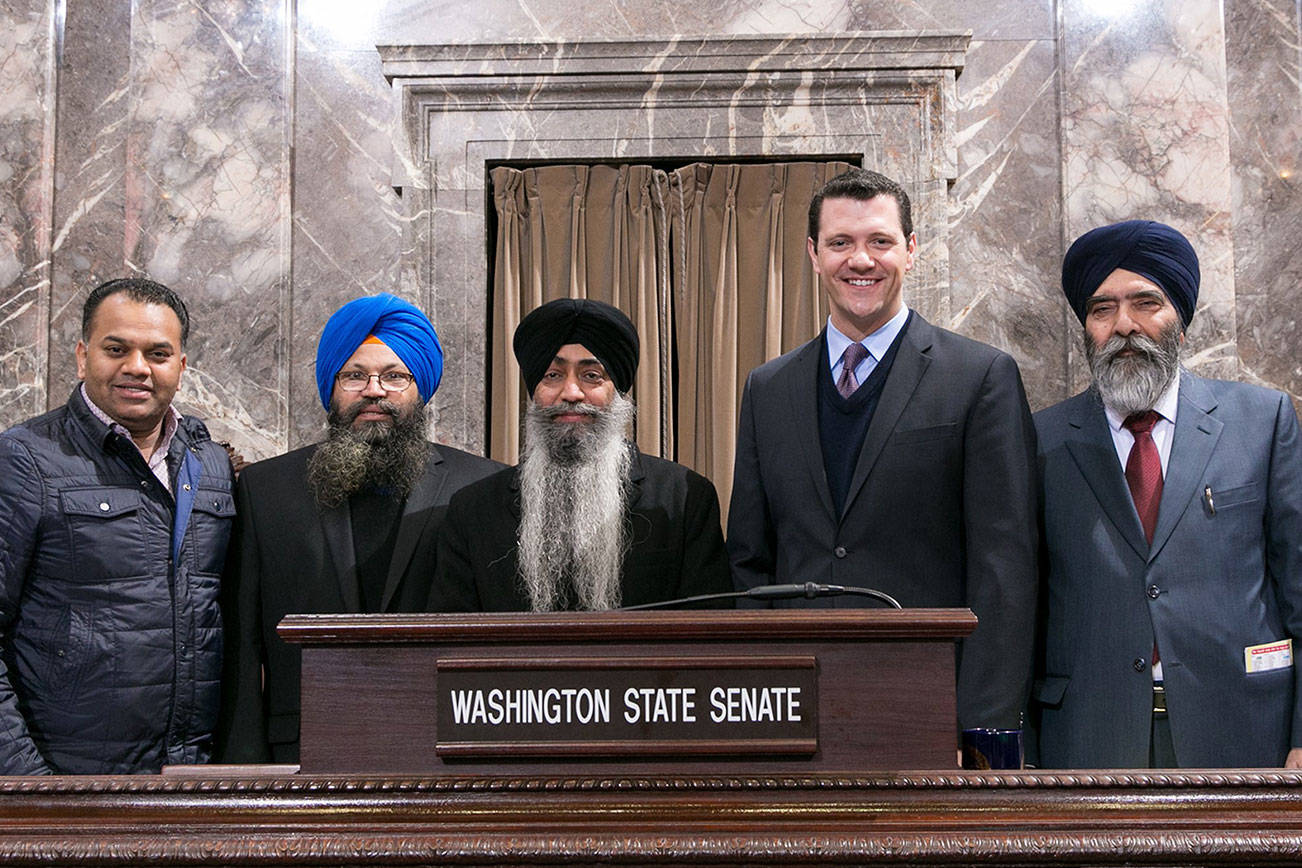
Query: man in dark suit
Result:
<box><xmin>1033</xmin><ymin>220</ymin><xmax>1302</xmax><ymax>768</ymax></box>
<box><xmin>727</xmin><ymin>168</ymin><xmax>1038</xmax><ymax>731</ymax></box>
<box><xmin>432</xmin><ymin>298</ymin><xmax>732</xmax><ymax>612</ymax></box>
<box><xmin>216</xmin><ymin>294</ymin><xmax>501</xmax><ymax>763</ymax></box>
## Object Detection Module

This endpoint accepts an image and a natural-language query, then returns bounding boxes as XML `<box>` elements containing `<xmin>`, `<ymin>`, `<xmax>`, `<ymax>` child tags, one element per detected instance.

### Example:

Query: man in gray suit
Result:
<box><xmin>1033</xmin><ymin>220</ymin><xmax>1302</xmax><ymax>768</ymax></box>
<box><xmin>727</xmin><ymin>168</ymin><xmax>1038</xmax><ymax>732</ymax></box>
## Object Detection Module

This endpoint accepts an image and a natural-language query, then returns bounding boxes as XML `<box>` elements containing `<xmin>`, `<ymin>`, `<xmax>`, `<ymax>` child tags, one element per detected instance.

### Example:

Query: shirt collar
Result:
<box><xmin>826</xmin><ymin>304</ymin><xmax>910</xmax><ymax>365</ymax></box>
<box><xmin>1103</xmin><ymin>369</ymin><xmax>1181</xmax><ymax>432</ymax></box>
<box><xmin>80</xmin><ymin>382</ymin><xmax>182</xmax><ymax>454</ymax></box>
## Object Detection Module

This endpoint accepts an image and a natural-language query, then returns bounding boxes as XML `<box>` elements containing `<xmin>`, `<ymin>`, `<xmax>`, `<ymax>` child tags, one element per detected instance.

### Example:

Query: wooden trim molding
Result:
<box><xmin>2</xmin><ymin>771</ymin><xmax>1302</xmax><ymax>864</ymax></box>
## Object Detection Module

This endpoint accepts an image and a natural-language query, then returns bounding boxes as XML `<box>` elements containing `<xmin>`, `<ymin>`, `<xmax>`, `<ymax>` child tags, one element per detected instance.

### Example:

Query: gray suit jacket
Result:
<box><xmin>1033</xmin><ymin>372</ymin><xmax>1302</xmax><ymax>768</ymax></box>
<box><xmin>727</xmin><ymin>313</ymin><xmax>1039</xmax><ymax>729</ymax></box>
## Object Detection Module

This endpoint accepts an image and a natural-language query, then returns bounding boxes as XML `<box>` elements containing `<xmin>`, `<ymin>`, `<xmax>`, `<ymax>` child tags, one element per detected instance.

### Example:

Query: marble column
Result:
<box><xmin>1060</xmin><ymin>0</ymin><xmax>1237</xmax><ymax>394</ymax></box>
<box><xmin>0</xmin><ymin>0</ymin><xmax>55</xmax><ymax>424</ymax></box>
<box><xmin>1225</xmin><ymin>0</ymin><xmax>1302</xmax><ymax>412</ymax></box>
<box><xmin>123</xmin><ymin>0</ymin><xmax>292</xmax><ymax>457</ymax></box>
<box><xmin>289</xmin><ymin>7</ymin><xmax>407</xmax><ymax>449</ymax></box>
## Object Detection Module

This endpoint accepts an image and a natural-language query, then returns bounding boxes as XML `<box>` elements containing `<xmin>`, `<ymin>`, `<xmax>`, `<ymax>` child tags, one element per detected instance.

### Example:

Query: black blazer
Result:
<box><xmin>215</xmin><ymin>441</ymin><xmax>502</xmax><ymax>763</ymax></box>
<box><xmin>431</xmin><ymin>447</ymin><xmax>733</xmax><ymax>611</ymax></box>
<box><xmin>727</xmin><ymin>313</ymin><xmax>1039</xmax><ymax>729</ymax></box>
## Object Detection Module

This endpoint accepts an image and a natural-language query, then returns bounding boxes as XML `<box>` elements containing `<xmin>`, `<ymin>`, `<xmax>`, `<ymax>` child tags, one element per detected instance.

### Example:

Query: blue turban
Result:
<box><xmin>1061</xmin><ymin>220</ymin><xmax>1200</xmax><ymax>328</ymax></box>
<box><xmin>314</xmin><ymin>293</ymin><xmax>443</xmax><ymax>409</ymax></box>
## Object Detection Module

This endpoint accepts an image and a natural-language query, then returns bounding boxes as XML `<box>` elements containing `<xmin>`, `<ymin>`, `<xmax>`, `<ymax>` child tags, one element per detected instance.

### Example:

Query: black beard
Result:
<box><xmin>306</xmin><ymin>397</ymin><xmax>430</xmax><ymax>508</ymax></box>
<box><xmin>1084</xmin><ymin>320</ymin><xmax>1183</xmax><ymax>416</ymax></box>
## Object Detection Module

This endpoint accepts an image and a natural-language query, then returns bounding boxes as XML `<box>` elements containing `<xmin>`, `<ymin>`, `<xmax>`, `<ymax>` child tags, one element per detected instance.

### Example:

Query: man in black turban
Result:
<box><xmin>1033</xmin><ymin>220</ymin><xmax>1302</xmax><ymax>771</ymax></box>
<box><xmin>432</xmin><ymin>298</ymin><xmax>731</xmax><ymax>612</ymax></box>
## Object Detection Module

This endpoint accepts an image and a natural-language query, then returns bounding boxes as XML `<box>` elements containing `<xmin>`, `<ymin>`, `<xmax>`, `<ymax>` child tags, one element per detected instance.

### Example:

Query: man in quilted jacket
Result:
<box><xmin>0</xmin><ymin>278</ymin><xmax>235</xmax><ymax>774</ymax></box>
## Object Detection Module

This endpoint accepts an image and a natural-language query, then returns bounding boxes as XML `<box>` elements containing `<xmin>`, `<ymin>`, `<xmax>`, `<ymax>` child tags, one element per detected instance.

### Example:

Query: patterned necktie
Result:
<box><xmin>1123</xmin><ymin>411</ymin><xmax>1164</xmax><ymax>544</ymax></box>
<box><xmin>836</xmin><ymin>342</ymin><xmax>869</xmax><ymax>399</ymax></box>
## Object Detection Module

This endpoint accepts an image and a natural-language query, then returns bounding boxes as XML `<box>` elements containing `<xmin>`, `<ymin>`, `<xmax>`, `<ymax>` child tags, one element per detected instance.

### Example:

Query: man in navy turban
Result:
<box><xmin>216</xmin><ymin>294</ymin><xmax>501</xmax><ymax>764</ymax></box>
<box><xmin>432</xmin><ymin>297</ymin><xmax>732</xmax><ymax>614</ymax></box>
<box><xmin>1033</xmin><ymin>220</ymin><xmax>1302</xmax><ymax>772</ymax></box>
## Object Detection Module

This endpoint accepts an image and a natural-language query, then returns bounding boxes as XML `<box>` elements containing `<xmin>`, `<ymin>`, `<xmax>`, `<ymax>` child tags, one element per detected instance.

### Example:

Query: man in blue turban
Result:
<box><xmin>1033</xmin><ymin>220</ymin><xmax>1302</xmax><ymax>771</ymax></box>
<box><xmin>216</xmin><ymin>294</ymin><xmax>501</xmax><ymax>764</ymax></box>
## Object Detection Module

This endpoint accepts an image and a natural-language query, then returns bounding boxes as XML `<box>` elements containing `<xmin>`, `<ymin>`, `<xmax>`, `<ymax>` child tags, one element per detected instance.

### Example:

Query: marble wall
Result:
<box><xmin>1</xmin><ymin>0</ymin><xmax>1298</xmax><ymax>460</ymax></box>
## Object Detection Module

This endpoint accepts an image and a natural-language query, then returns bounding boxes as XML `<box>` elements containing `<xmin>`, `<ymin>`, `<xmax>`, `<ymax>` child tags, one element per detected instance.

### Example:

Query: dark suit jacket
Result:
<box><xmin>431</xmin><ymin>447</ymin><xmax>732</xmax><ymax>611</ymax></box>
<box><xmin>727</xmin><ymin>314</ymin><xmax>1039</xmax><ymax>729</ymax></box>
<box><xmin>215</xmin><ymin>441</ymin><xmax>502</xmax><ymax>763</ymax></box>
<box><xmin>1033</xmin><ymin>372</ymin><xmax>1302</xmax><ymax>768</ymax></box>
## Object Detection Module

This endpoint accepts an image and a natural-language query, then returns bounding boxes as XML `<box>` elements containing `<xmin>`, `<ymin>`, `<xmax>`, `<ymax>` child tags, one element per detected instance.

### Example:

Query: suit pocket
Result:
<box><xmin>1032</xmin><ymin>675</ymin><xmax>1069</xmax><ymax>708</ymax></box>
<box><xmin>889</xmin><ymin>422</ymin><xmax>957</xmax><ymax>446</ymax></box>
<box><xmin>1208</xmin><ymin>482</ymin><xmax>1259</xmax><ymax>511</ymax></box>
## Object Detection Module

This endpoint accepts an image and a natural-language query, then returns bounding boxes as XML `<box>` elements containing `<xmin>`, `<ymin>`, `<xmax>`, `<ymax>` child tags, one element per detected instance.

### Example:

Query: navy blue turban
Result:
<box><xmin>315</xmin><ymin>293</ymin><xmax>443</xmax><ymax>409</ymax></box>
<box><xmin>1061</xmin><ymin>220</ymin><xmax>1200</xmax><ymax>328</ymax></box>
<box><xmin>513</xmin><ymin>298</ymin><xmax>639</xmax><ymax>396</ymax></box>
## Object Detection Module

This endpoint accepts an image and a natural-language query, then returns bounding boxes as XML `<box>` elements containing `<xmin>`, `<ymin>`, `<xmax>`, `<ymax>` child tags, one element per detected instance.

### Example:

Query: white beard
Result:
<box><xmin>1085</xmin><ymin>321</ymin><xmax>1182</xmax><ymax>416</ymax></box>
<box><xmin>516</xmin><ymin>392</ymin><xmax>635</xmax><ymax>611</ymax></box>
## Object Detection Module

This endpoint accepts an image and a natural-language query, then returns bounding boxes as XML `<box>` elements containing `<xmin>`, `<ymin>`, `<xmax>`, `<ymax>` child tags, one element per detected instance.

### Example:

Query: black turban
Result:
<box><xmin>513</xmin><ymin>298</ymin><xmax>640</xmax><ymax>395</ymax></box>
<box><xmin>1061</xmin><ymin>220</ymin><xmax>1200</xmax><ymax>328</ymax></box>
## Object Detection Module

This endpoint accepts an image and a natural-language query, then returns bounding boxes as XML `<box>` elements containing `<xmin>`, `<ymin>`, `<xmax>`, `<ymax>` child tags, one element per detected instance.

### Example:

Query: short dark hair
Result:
<box><xmin>807</xmin><ymin>168</ymin><xmax>914</xmax><ymax>244</ymax></box>
<box><xmin>82</xmin><ymin>278</ymin><xmax>191</xmax><ymax>346</ymax></box>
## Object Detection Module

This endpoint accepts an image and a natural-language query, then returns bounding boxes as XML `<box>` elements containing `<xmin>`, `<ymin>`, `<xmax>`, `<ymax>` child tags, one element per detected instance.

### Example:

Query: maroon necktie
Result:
<box><xmin>1123</xmin><ymin>411</ymin><xmax>1164</xmax><ymax>544</ymax></box>
<box><xmin>836</xmin><ymin>343</ymin><xmax>869</xmax><ymax>398</ymax></box>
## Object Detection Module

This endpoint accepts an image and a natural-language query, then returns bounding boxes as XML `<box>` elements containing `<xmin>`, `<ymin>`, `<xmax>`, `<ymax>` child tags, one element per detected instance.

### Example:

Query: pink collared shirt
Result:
<box><xmin>81</xmin><ymin>383</ymin><xmax>181</xmax><ymax>494</ymax></box>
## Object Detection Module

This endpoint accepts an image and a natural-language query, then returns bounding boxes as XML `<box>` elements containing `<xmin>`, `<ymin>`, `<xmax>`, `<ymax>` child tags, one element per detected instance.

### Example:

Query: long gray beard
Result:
<box><xmin>1085</xmin><ymin>321</ymin><xmax>1183</xmax><ymax>416</ymax></box>
<box><xmin>516</xmin><ymin>392</ymin><xmax>635</xmax><ymax>612</ymax></box>
<box><xmin>307</xmin><ymin>398</ymin><xmax>430</xmax><ymax>508</ymax></box>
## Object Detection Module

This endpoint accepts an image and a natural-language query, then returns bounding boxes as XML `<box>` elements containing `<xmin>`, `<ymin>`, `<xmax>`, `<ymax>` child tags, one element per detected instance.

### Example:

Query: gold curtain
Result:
<box><xmin>664</xmin><ymin>161</ymin><xmax>852</xmax><ymax>524</ymax></box>
<box><xmin>489</xmin><ymin>160</ymin><xmax>851</xmax><ymax>525</ymax></box>
<box><xmin>489</xmin><ymin>164</ymin><xmax>668</xmax><ymax>464</ymax></box>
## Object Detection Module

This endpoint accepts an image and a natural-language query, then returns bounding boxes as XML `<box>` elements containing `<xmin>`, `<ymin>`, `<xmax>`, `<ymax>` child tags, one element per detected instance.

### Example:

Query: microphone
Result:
<box><xmin>620</xmin><ymin>582</ymin><xmax>902</xmax><ymax>611</ymax></box>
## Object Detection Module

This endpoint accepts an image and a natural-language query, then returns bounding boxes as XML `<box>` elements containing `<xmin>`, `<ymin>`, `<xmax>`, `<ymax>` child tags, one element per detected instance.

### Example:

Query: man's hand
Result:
<box><xmin>1285</xmin><ymin>748</ymin><xmax>1302</xmax><ymax>769</ymax></box>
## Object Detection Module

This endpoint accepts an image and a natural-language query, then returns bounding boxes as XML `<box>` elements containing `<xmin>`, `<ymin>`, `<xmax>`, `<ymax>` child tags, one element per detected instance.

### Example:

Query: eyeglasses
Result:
<box><xmin>335</xmin><ymin>370</ymin><xmax>415</xmax><ymax>392</ymax></box>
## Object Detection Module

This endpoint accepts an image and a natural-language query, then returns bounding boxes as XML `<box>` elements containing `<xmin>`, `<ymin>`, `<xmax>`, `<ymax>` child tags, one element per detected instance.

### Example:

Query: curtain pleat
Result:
<box><xmin>489</xmin><ymin>164</ymin><xmax>668</xmax><ymax>465</ymax></box>
<box><xmin>490</xmin><ymin>160</ymin><xmax>852</xmax><ymax>525</ymax></box>
<box><xmin>665</xmin><ymin>160</ymin><xmax>852</xmax><ymax>524</ymax></box>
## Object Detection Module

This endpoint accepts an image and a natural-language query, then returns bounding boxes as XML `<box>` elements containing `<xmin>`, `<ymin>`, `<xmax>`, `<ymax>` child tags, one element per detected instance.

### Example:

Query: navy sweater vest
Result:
<box><xmin>817</xmin><ymin>314</ymin><xmax>911</xmax><ymax>517</ymax></box>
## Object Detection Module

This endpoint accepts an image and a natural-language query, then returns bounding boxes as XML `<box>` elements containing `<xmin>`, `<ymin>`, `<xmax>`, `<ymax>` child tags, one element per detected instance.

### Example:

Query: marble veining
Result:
<box><xmin>0</xmin><ymin>0</ymin><xmax>55</xmax><ymax>422</ymax></box>
<box><xmin>1</xmin><ymin>0</ymin><xmax>1299</xmax><ymax>451</ymax></box>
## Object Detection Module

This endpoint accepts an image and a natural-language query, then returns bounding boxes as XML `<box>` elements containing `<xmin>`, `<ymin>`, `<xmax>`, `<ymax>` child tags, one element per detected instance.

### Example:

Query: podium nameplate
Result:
<box><xmin>435</xmin><ymin>655</ymin><xmax>818</xmax><ymax>759</ymax></box>
<box><xmin>285</xmin><ymin>610</ymin><xmax>974</xmax><ymax>773</ymax></box>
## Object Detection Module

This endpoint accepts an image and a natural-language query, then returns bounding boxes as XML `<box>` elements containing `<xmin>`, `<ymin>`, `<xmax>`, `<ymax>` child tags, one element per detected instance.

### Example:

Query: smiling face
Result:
<box><xmin>330</xmin><ymin>340</ymin><xmax>423</xmax><ymax>434</ymax></box>
<box><xmin>531</xmin><ymin>343</ymin><xmax>617</xmax><ymax>418</ymax></box>
<box><xmin>76</xmin><ymin>293</ymin><xmax>187</xmax><ymax>441</ymax></box>
<box><xmin>808</xmin><ymin>194</ymin><xmax>916</xmax><ymax>341</ymax></box>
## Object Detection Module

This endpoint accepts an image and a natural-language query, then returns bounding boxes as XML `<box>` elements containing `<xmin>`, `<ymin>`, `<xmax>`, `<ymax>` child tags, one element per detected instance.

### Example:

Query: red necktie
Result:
<box><xmin>1124</xmin><ymin>411</ymin><xmax>1165</xmax><ymax>672</ymax></box>
<box><xmin>1123</xmin><ymin>411</ymin><xmax>1164</xmax><ymax>544</ymax></box>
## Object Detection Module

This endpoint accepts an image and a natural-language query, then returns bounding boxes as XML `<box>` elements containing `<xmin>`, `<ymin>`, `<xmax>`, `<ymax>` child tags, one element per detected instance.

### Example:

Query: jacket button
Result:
<box><xmin>1147</xmin><ymin>585</ymin><xmax>1160</xmax><ymax>599</ymax></box>
<box><xmin>833</xmin><ymin>546</ymin><xmax>847</xmax><ymax>559</ymax></box>
<box><xmin>99</xmin><ymin>502</ymin><xmax>110</xmax><ymax>511</ymax></box>
<box><xmin>1133</xmin><ymin>657</ymin><xmax>1147</xmax><ymax>672</ymax></box>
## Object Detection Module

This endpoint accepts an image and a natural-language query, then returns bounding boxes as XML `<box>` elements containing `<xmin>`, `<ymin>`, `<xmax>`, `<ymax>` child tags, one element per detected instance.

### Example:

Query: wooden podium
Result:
<box><xmin>279</xmin><ymin>608</ymin><xmax>975</xmax><ymax>774</ymax></box>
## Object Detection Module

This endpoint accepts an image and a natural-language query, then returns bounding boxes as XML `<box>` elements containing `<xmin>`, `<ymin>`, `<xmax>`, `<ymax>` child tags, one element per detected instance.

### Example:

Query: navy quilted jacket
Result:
<box><xmin>0</xmin><ymin>387</ymin><xmax>235</xmax><ymax>774</ymax></box>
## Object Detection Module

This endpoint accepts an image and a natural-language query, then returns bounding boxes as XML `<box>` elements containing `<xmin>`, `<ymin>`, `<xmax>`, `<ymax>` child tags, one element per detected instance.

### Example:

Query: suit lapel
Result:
<box><xmin>1149</xmin><ymin>373</ymin><xmax>1221</xmax><ymax>561</ymax></box>
<box><xmin>1063</xmin><ymin>392</ymin><xmax>1150</xmax><ymax>559</ymax></box>
<box><xmin>320</xmin><ymin>500</ymin><xmax>361</xmax><ymax>612</ymax></box>
<box><xmin>783</xmin><ymin>334</ymin><xmax>836</xmax><ymax>522</ymax></box>
<box><xmin>379</xmin><ymin>444</ymin><xmax>448</xmax><ymax>612</ymax></box>
<box><xmin>840</xmin><ymin>314</ymin><xmax>930</xmax><ymax>520</ymax></box>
